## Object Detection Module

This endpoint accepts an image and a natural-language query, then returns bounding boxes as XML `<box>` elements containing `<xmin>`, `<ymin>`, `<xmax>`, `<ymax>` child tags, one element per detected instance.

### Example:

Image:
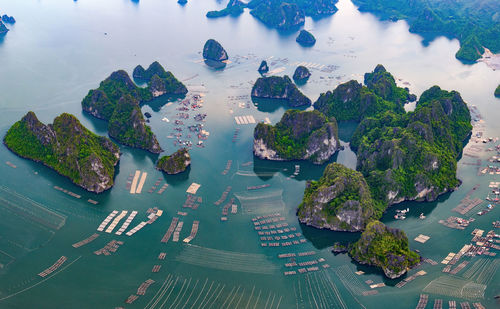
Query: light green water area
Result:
<box><xmin>0</xmin><ymin>0</ymin><xmax>499</xmax><ymax>308</ymax></box>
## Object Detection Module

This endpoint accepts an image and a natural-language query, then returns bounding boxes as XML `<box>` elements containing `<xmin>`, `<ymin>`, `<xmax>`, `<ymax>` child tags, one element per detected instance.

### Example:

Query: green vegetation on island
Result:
<box><xmin>495</xmin><ymin>85</ymin><xmax>500</xmax><ymax>98</ymax></box>
<box><xmin>296</xmin><ymin>30</ymin><xmax>316</xmax><ymax>46</ymax></box>
<box><xmin>3</xmin><ymin>112</ymin><xmax>120</xmax><ymax>193</ymax></box>
<box><xmin>253</xmin><ymin>109</ymin><xmax>339</xmax><ymax>164</ymax></box>
<box><xmin>207</xmin><ymin>0</ymin><xmax>338</xmax><ymax>31</ymax></box>
<box><xmin>206</xmin><ymin>0</ymin><xmax>245</xmax><ymax>18</ymax></box>
<box><xmin>156</xmin><ymin>148</ymin><xmax>191</xmax><ymax>174</ymax></box>
<box><xmin>314</xmin><ymin>65</ymin><xmax>413</xmax><ymax>121</ymax></box>
<box><xmin>298</xmin><ymin>163</ymin><xmax>384</xmax><ymax>231</ymax></box>
<box><xmin>251</xmin><ymin>75</ymin><xmax>311</xmax><ymax>107</ymax></box>
<box><xmin>349</xmin><ymin>221</ymin><xmax>420</xmax><ymax>279</ymax></box>
<box><xmin>351</xmin><ymin>0</ymin><xmax>500</xmax><ymax>63</ymax></box>
<box><xmin>203</xmin><ymin>39</ymin><xmax>228</xmax><ymax>62</ymax></box>
<box><xmin>82</xmin><ymin>63</ymin><xmax>185</xmax><ymax>153</ymax></box>
<box><xmin>351</xmin><ymin>85</ymin><xmax>472</xmax><ymax>204</ymax></box>
<box><xmin>292</xmin><ymin>66</ymin><xmax>311</xmax><ymax>82</ymax></box>
<box><xmin>108</xmin><ymin>95</ymin><xmax>162</xmax><ymax>153</ymax></box>
<box><xmin>0</xmin><ymin>20</ymin><xmax>8</xmax><ymax>34</ymax></box>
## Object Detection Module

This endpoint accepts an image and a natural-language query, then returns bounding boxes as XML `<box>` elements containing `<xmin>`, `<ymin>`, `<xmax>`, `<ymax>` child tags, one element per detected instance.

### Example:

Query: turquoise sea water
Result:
<box><xmin>0</xmin><ymin>0</ymin><xmax>498</xmax><ymax>308</ymax></box>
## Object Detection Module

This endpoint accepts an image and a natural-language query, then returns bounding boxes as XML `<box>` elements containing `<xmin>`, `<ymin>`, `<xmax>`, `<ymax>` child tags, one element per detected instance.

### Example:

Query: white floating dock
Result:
<box><xmin>186</xmin><ymin>183</ymin><xmax>201</xmax><ymax>194</ymax></box>
<box><xmin>135</xmin><ymin>172</ymin><xmax>148</xmax><ymax>194</ymax></box>
<box><xmin>97</xmin><ymin>210</ymin><xmax>118</xmax><ymax>232</ymax></box>
<box><xmin>105</xmin><ymin>210</ymin><xmax>128</xmax><ymax>233</ymax></box>
<box><xmin>116</xmin><ymin>211</ymin><xmax>138</xmax><ymax>235</ymax></box>
<box><xmin>130</xmin><ymin>170</ymin><xmax>141</xmax><ymax>194</ymax></box>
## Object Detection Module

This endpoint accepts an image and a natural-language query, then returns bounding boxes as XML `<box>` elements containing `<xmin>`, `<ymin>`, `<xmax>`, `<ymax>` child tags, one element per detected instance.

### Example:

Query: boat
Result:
<box><xmin>419</xmin><ymin>213</ymin><xmax>426</xmax><ymax>219</ymax></box>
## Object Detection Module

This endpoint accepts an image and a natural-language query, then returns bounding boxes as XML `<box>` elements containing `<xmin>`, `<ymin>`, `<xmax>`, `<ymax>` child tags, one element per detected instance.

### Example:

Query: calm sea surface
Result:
<box><xmin>0</xmin><ymin>0</ymin><xmax>498</xmax><ymax>308</ymax></box>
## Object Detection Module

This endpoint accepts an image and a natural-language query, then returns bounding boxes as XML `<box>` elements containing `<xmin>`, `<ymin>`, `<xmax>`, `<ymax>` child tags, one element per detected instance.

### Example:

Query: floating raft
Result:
<box><xmin>136</xmin><ymin>279</ymin><xmax>154</xmax><ymax>295</ymax></box>
<box><xmin>38</xmin><ymin>256</ymin><xmax>67</xmax><ymax>277</ymax></box>
<box><xmin>453</xmin><ymin>197</ymin><xmax>483</xmax><ymax>215</ymax></box>
<box><xmin>161</xmin><ymin>217</ymin><xmax>179</xmax><ymax>243</ymax></box>
<box><xmin>247</xmin><ymin>184</ymin><xmax>271</xmax><ymax>190</ymax></box>
<box><xmin>183</xmin><ymin>220</ymin><xmax>200</xmax><ymax>243</ymax></box>
<box><xmin>72</xmin><ymin>233</ymin><xmax>99</xmax><ymax>248</ymax></box>
<box><xmin>415</xmin><ymin>294</ymin><xmax>429</xmax><ymax>309</ymax></box>
<box><xmin>234</xmin><ymin>115</ymin><xmax>256</xmax><ymax>125</ymax></box>
<box><xmin>87</xmin><ymin>199</ymin><xmax>99</xmax><ymax>205</ymax></box>
<box><xmin>222</xmin><ymin>160</ymin><xmax>232</xmax><ymax>175</ymax></box>
<box><xmin>135</xmin><ymin>172</ymin><xmax>148</xmax><ymax>194</ymax></box>
<box><xmin>54</xmin><ymin>185</ymin><xmax>81</xmax><ymax>199</ymax></box>
<box><xmin>173</xmin><ymin>221</ymin><xmax>184</xmax><ymax>242</ymax></box>
<box><xmin>94</xmin><ymin>240</ymin><xmax>123</xmax><ymax>256</ymax></box>
<box><xmin>214</xmin><ymin>186</ymin><xmax>232</xmax><ymax>206</ymax></box>
<box><xmin>157</xmin><ymin>183</ymin><xmax>168</xmax><ymax>194</ymax></box>
<box><xmin>129</xmin><ymin>170</ymin><xmax>141</xmax><ymax>194</ymax></box>
<box><xmin>125</xmin><ymin>221</ymin><xmax>147</xmax><ymax>236</ymax></box>
<box><xmin>105</xmin><ymin>210</ymin><xmax>128</xmax><ymax>233</ymax></box>
<box><xmin>5</xmin><ymin>161</ymin><xmax>17</xmax><ymax>168</ymax></box>
<box><xmin>396</xmin><ymin>270</ymin><xmax>426</xmax><ymax>288</ymax></box>
<box><xmin>414</xmin><ymin>234</ymin><xmax>430</xmax><ymax>243</ymax></box>
<box><xmin>125</xmin><ymin>295</ymin><xmax>138</xmax><ymax>304</ymax></box>
<box><xmin>115</xmin><ymin>211</ymin><xmax>138</xmax><ymax>235</ymax></box>
<box><xmin>152</xmin><ymin>265</ymin><xmax>161</xmax><ymax>273</ymax></box>
<box><xmin>97</xmin><ymin>210</ymin><xmax>118</xmax><ymax>231</ymax></box>
<box><xmin>186</xmin><ymin>182</ymin><xmax>201</xmax><ymax>194</ymax></box>
<box><xmin>158</xmin><ymin>252</ymin><xmax>166</xmax><ymax>260</ymax></box>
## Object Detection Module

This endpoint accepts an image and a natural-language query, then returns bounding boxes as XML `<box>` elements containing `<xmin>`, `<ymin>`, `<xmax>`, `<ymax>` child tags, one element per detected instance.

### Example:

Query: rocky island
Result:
<box><xmin>297</xmin><ymin>163</ymin><xmax>383</xmax><ymax>232</ymax></box>
<box><xmin>351</xmin><ymin>85</ymin><xmax>472</xmax><ymax>204</ymax></box>
<box><xmin>203</xmin><ymin>39</ymin><xmax>228</xmax><ymax>62</ymax></box>
<box><xmin>1</xmin><ymin>15</ymin><xmax>15</xmax><ymax>24</ymax></box>
<box><xmin>3</xmin><ymin>112</ymin><xmax>120</xmax><ymax>193</ymax></box>
<box><xmin>0</xmin><ymin>20</ymin><xmax>8</xmax><ymax>34</ymax></box>
<box><xmin>251</xmin><ymin>75</ymin><xmax>311</xmax><ymax>107</ymax></box>
<box><xmin>495</xmin><ymin>85</ymin><xmax>500</xmax><ymax>98</ymax></box>
<box><xmin>296</xmin><ymin>30</ymin><xmax>316</xmax><ymax>46</ymax></box>
<box><xmin>82</xmin><ymin>65</ymin><xmax>185</xmax><ymax>153</ymax></box>
<box><xmin>253</xmin><ymin>109</ymin><xmax>339</xmax><ymax>164</ymax></box>
<box><xmin>133</xmin><ymin>61</ymin><xmax>188</xmax><ymax>97</ymax></box>
<box><xmin>349</xmin><ymin>221</ymin><xmax>420</xmax><ymax>279</ymax></box>
<box><xmin>351</xmin><ymin>0</ymin><xmax>500</xmax><ymax>63</ymax></box>
<box><xmin>156</xmin><ymin>148</ymin><xmax>191</xmax><ymax>174</ymax></box>
<box><xmin>245</xmin><ymin>0</ymin><xmax>338</xmax><ymax>31</ymax></box>
<box><xmin>258</xmin><ymin>60</ymin><xmax>269</xmax><ymax>74</ymax></box>
<box><xmin>292</xmin><ymin>65</ymin><xmax>310</xmax><ymax>82</ymax></box>
<box><xmin>314</xmin><ymin>65</ymin><xmax>413</xmax><ymax>121</ymax></box>
<box><xmin>206</xmin><ymin>0</ymin><xmax>245</xmax><ymax>18</ymax></box>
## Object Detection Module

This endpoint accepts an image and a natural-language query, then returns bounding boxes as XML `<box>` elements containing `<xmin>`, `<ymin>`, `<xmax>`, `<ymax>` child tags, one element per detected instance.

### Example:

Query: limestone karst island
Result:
<box><xmin>0</xmin><ymin>1</ymin><xmax>498</xmax><ymax>309</ymax></box>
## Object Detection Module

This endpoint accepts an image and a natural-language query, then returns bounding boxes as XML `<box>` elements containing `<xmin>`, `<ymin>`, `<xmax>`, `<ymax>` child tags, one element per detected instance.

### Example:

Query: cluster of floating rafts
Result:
<box><xmin>394</xmin><ymin>208</ymin><xmax>409</xmax><ymax>220</ymax></box>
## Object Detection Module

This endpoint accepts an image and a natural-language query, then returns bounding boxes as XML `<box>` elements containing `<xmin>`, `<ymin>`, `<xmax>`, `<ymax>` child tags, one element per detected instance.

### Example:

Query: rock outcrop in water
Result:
<box><xmin>1</xmin><ymin>15</ymin><xmax>15</xmax><ymax>24</ymax></box>
<box><xmin>349</xmin><ymin>221</ymin><xmax>420</xmax><ymax>279</ymax></box>
<box><xmin>156</xmin><ymin>148</ymin><xmax>191</xmax><ymax>174</ymax></box>
<box><xmin>253</xmin><ymin>109</ymin><xmax>339</xmax><ymax>164</ymax></box>
<box><xmin>203</xmin><ymin>39</ymin><xmax>228</xmax><ymax>62</ymax></box>
<box><xmin>495</xmin><ymin>85</ymin><xmax>500</xmax><ymax>98</ymax></box>
<box><xmin>82</xmin><ymin>65</ymin><xmax>185</xmax><ymax>153</ymax></box>
<box><xmin>206</xmin><ymin>0</ymin><xmax>245</xmax><ymax>18</ymax></box>
<box><xmin>247</xmin><ymin>0</ymin><xmax>338</xmax><ymax>30</ymax></box>
<box><xmin>133</xmin><ymin>61</ymin><xmax>188</xmax><ymax>97</ymax></box>
<box><xmin>293</xmin><ymin>65</ymin><xmax>311</xmax><ymax>82</ymax></box>
<box><xmin>258</xmin><ymin>60</ymin><xmax>269</xmax><ymax>74</ymax></box>
<box><xmin>351</xmin><ymin>85</ymin><xmax>472</xmax><ymax>205</ymax></box>
<box><xmin>0</xmin><ymin>20</ymin><xmax>8</xmax><ymax>34</ymax></box>
<box><xmin>297</xmin><ymin>163</ymin><xmax>383</xmax><ymax>231</ymax></box>
<box><xmin>314</xmin><ymin>65</ymin><xmax>414</xmax><ymax>121</ymax></box>
<box><xmin>251</xmin><ymin>75</ymin><xmax>311</xmax><ymax>107</ymax></box>
<box><xmin>296</xmin><ymin>30</ymin><xmax>316</xmax><ymax>46</ymax></box>
<box><xmin>3</xmin><ymin>112</ymin><xmax>120</xmax><ymax>193</ymax></box>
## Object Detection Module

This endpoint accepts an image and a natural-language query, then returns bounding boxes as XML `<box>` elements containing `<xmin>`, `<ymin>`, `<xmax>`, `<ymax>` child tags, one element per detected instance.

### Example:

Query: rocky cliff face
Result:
<box><xmin>351</xmin><ymin>85</ymin><xmax>472</xmax><ymax>205</ymax></box>
<box><xmin>108</xmin><ymin>95</ymin><xmax>162</xmax><ymax>153</ymax></box>
<box><xmin>293</xmin><ymin>65</ymin><xmax>311</xmax><ymax>81</ymax></box>
<box><xmin>82</xmin><ymin>65</ymin><xmax>185</xmax><ymax>153</ymax></box>
<box><xmin>250</xmin><ymin>1</ymin><xmax>305</xmax><ymax>30</ymax></box>
<box><xmin>349</xmin><ymin>221</ymin><xmax>420</xmax><ymax>279</ymax></box>
<box><xmin>296</xmin><ymin>30</ymin><xmax>316</xmax><ymax>46</ymax></box>
<box><xmin>253</xmin><ymin>110</ymin><xmax>339</xmax><ymax>164</ymax></box>
<box><xmin>156</xmin><ymin>148</ymin><xmax>191</xmax><ymax>174</ymax></box>
<box><xmin>3</xmin><ymin>112</ymin><xmax>120</xmax><ymax>193</ymax></box>
<box><xmin>297</xmin><ymin>163</ymin><xmax>382</xmax><ymax>232</ymax></box>
<box><xmin>258</xmin><ymin>60</ymin><xmax>269</xmax><ymax>74</ymax></box>
<box><xmin>203</xmin><ymin>39</ymin><xmax>228</xmax><ymax>62</ymax></box>
<box><xmin>251</xmin><ymin>75</ymin><xmax>311</xmax><ymax>107</ymax></box>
